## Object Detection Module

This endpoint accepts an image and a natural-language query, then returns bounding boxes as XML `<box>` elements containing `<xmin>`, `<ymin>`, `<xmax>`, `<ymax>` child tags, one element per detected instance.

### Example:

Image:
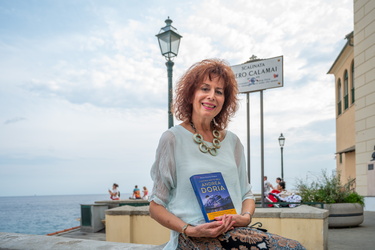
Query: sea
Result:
<box><xmin>0</xmin><ymin>193</ymin><xmax>130</xmax><ymax>236</ymax></box>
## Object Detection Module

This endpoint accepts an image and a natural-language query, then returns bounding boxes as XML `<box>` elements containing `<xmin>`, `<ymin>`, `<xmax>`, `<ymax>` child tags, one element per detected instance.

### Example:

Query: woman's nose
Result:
<box><xmin>207</xmin><ymin>90</ymin><xmax>215</xmax><ymax>99</ymax></box>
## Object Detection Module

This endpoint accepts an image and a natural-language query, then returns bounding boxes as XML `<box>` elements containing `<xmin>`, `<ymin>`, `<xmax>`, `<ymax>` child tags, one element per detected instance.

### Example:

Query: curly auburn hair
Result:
<box><xmin>173</xmin><ymin>59</ymin><xmax>238</xmax><ymax>130</ymax></box>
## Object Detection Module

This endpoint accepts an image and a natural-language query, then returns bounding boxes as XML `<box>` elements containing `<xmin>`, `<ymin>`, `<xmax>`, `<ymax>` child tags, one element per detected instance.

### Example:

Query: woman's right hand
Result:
<box><xmin>185</xmin><ymin>214</ymin><xmax>235</xmax><ymax>238</ymax></box>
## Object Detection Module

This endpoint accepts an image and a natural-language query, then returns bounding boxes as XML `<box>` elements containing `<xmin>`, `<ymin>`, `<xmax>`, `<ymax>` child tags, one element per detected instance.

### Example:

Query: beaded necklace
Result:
<box><xmin>190</xmin><ymin>122</ymin><xmax>221</xmax><ymax>156</ymax></box>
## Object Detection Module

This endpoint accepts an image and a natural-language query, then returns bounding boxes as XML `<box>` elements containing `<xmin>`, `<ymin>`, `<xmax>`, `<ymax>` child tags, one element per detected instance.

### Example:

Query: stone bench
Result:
<box><xmin>105</xmin><ymin>205</ymin><xmax>329</xmax><ymax>249</ymax></box>
<box><xmin>254</xmin><ymin>205</ymin><xmax>329</xmax><ymax>249</ymax></box>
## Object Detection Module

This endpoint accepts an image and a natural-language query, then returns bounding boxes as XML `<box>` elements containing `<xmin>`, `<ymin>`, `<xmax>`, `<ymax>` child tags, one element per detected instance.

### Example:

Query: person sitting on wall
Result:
<box><xmin>142</xmin><ymin>186</ymin><xmax>149</xmax><ymax>200</ymax></box>
<box><xmin>130</xmin><ymin>185</ymin><xmax>142</xmax><ymax>199</ymax></box>
<box><xmin>268</xmin><ymin>181</ymin><xmax>301</xmax><ymax>207</ymax></box>
<box><xmin>108</xmin><ymin>183</ymin><xmax>120</xmax><ymax>200</ymax></box>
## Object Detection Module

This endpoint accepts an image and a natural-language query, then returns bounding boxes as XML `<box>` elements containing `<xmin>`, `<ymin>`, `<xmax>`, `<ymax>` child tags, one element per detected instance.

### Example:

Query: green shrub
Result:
<box><xmin>296</xmin><ymin>169</ymin><xmax>364</xmax><ymax>206</ymax></box>
<box><xmin>344</xmin><ymin>192</ymin><xmax>365</xmax><ymax>206</ymax></box>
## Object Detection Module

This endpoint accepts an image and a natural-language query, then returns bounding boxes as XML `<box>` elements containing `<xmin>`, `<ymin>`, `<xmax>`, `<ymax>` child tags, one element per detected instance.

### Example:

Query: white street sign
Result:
<box><xmin>231</xmin><ymin>56</ymin><xmax>283</xmax><ymax>93</ymax></box>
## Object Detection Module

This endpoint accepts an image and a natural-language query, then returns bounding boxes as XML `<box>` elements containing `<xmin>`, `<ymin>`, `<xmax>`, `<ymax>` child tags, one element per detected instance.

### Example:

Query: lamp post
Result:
<box><xmin>156</xmin><ymin>17</ymin><xmax>182</xmax><ymax>128</ymax></box>
<box><xmin>278</xmin><ymin>133</ymin><xmax>285</xmax><ymax>180</ymax></box>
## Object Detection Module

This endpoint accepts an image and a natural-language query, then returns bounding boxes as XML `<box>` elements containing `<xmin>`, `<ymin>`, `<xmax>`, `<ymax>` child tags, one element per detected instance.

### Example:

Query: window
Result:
<box><xmin>344</xmin><ymin>70</ymin><xmax>349</xmax><ymax>110</ymax></box>
<box><xmin>351</xmin><ymin>61</ymin><xmax>355</xmax><ymax>104</ymax></box>
<box><xmin>337</xmin><ymin>79</ymin><xmax>342</xmax><ymax>115</ymax></box>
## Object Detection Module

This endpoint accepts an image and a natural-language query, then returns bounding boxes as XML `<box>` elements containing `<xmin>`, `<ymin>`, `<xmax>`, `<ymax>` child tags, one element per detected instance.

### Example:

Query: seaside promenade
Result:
<box><xmin>1</xmin><ymin>211</ymin><xmax>374</xmax><ymax>249</ymax></box>
<box><xmin>59</xmin><ymin>210</ymin><xmax>375</xmax><ymax>249</ymax></box>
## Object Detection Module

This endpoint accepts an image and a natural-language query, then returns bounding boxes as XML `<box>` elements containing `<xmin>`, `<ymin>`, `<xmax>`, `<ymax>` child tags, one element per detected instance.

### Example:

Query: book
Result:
<box><xmin>190</xmin><ymin>172</ymin><xmax>237</xmax><ymax>222</ymax></box>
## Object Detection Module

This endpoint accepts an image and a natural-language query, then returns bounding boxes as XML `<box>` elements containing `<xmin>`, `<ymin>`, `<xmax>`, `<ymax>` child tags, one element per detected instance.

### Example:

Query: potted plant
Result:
<box><xmin>296</xmin><ymin>170</ymin><xmax>364</xmax><ymax>228</ymax></box>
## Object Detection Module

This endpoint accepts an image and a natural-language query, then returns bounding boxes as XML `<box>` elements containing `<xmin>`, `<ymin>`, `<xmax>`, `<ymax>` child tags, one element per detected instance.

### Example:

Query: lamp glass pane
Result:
<box><xmin>157</xmin><ymin>32</ymin><xmax>170</xmax><ymax>55</ymax></box>
<box><xmin>279</xmin><ymin>137</ymin><xmax>285</xmax><ymax>147</ymax></box>
<box><xmin>170</xmin><ymin>34</ymin><xmax>181</xmax><ymax>55</ymax></box>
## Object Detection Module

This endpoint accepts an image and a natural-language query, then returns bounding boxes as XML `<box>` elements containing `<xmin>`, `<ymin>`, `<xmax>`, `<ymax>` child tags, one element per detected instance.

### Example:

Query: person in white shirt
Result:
<box><xmin>263</xmin><ymin>176</ymin><xmax>274</xmax><ymax>198</ymax></box>
<box><xmin>108</xmin><ymin>183</ymin><xmax>120</xmax><ymax>200</ymax></box>
<box><xmin>149</xmin><ymin>59</ymin><xmax>305</xmax><ymax>250</ymax></box>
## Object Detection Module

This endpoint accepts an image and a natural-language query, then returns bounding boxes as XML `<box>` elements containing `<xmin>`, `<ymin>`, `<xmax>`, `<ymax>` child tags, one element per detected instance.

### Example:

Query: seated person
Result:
<box><xmin>130</xmin><ymin>185</ymin><xmax>142</xmax><ymax>199</ymax></box>
<box><xmin>108</xmin><ymin>183</ymin><xmax>120</xmax><ymax>200</ymax></box>
<box><xmin>275</xmin><ymin>181</ymin><xmax>292</xmax><ymax>198</ymax></box>
<box><xmin>267</xmin><ymin>182</ymin><xmax>282</xmax><ymax>207</ymax></box>
<box><xmin>268</xmin><ymin>181</ymin><xmax>301</xmax><ymax>207</ymax></box>
<box><xmin>142</xmin><ymin>186</ymin><xmax>149</xmax><ymax>200</ymax></box>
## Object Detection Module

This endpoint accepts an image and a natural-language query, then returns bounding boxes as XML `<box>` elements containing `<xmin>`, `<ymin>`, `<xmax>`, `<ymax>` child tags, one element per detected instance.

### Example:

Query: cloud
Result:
<box><xmin>0</xmin><ymin>0</ymin><xmax>352</xmax><ymax>196</ymax></box>
<box><xmin>4</xmin><ymin>117</ymin><xmax>27</xmax><ymax>125</ymax></box>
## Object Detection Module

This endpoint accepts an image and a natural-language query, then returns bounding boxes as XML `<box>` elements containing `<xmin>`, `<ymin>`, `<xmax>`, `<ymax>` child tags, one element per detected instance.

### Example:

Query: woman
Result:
<box><xmin>270</xmin><ymin>181</ymin><xmax>301</xmax><ymax>208</ymax></box>
<box><xmin>268</xmin><ymin>181</ymin><xmax>285</xmax><ymax>207</ymax></box>
<box><xmin>108</xmin><ymin>183</ymin><xmax>120</xmax><ymax>200</ymax></box>
<box><xmin>142</xmin><ymin>186</ymin><xmax>149</xmax><ymax>200</ymax></box>
<box><xmin>149</xmin><ymin>59</ymin><xmax>305</xmax><ymax>249</ymax></box>
<box><xmin>275</xmin><ymin>181</ymin><xmax>291</xmax><ymax>198</ymax></box>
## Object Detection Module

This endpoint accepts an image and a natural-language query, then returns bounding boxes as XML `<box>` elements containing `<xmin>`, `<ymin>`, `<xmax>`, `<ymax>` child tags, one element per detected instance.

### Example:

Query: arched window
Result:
<box><xmin>337</xmin><ymin>79</ymin><xmax>342</xmax><ymax>115</ymax></box>
<box><xmin>344</xmin><ymin>70</ymin><xmax>349</xmax><ymax>110</ymax></box>
<box><xmin>351</xmin><ymin>61</ymin><xmax>355</xmax><ymax>104</ymax></box>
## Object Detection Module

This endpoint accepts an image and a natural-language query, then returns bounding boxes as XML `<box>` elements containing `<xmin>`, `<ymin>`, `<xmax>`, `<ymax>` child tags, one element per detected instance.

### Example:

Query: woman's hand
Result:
<box><xmin>185</xmin><ymin>214</ymin><xmax>235</xmax><ymax>238</ymax></box>
<box><xmin>215</xmin><ymin>213</ymin><xmax>251</xmax><ymax>228</ymax></box>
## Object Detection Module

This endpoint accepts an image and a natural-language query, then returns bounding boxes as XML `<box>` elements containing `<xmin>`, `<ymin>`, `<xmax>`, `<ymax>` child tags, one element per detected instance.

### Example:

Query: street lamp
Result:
<box><xmin>278</xmin><ymin>133</ymin><xmax>285</xmax><ymax>180</ymax></box>
<box><xmin>156</xmin><ymin>17</ymin><xmax>182</xmax><ymax>128</ymax></box>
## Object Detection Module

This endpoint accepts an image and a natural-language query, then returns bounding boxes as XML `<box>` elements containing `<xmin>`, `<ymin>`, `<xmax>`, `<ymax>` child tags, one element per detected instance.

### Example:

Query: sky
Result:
<box><xmin>0</xmin><ymin>0</ymin><xmax>354</xmax><ymax>197</ymax></box>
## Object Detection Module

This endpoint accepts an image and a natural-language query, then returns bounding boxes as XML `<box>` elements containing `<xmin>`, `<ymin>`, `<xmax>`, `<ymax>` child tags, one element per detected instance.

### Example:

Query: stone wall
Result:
<box><xmin>106</xmin><ymin>205</ymin><xmax>329</xmax><ymax>250</ymax></box>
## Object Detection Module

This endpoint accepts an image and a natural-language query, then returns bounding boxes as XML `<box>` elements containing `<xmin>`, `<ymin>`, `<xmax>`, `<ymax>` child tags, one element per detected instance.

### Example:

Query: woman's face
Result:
<box><xmin>192</xmin><ymin>76</ymin><xmax>225</xmax><ymax>121</ymax></box>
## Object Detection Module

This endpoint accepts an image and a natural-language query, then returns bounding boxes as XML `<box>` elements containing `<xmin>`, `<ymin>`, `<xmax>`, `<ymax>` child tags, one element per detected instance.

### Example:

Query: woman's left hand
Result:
<box><xmin>215</xmin><ymin>213</ymin><xmax>251</xmax><ymax>228</ymax></box>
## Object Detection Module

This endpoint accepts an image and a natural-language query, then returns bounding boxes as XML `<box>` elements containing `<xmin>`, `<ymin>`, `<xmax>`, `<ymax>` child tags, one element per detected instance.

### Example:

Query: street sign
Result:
<box><xmin>231</xmin><ymin>56</ymin><xmax>283</xmax><ymax>93</ymax></box>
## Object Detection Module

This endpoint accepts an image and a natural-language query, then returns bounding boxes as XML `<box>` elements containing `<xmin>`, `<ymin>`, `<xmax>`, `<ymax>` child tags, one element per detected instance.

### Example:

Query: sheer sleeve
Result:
<box><xmin>234</xmin><ymin>135</ymin><xmax>255</xmax><ymax>201</ymax></box>
<box><xmin>149</xmin><ymin>130</ymin><xmax>177</xmax><ymax>207</ymax></box>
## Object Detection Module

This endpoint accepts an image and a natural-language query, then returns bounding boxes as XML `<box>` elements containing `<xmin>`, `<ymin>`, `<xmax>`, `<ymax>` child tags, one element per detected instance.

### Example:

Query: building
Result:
<box><xmin>328</xmin><ymin>31</ymin><xmax>355</xmax><ymax>183</ymax></box>
<box><xmin>328</xmin><ymin>0</ymin><xmax>375</xmax><ymax>210</ymax></box>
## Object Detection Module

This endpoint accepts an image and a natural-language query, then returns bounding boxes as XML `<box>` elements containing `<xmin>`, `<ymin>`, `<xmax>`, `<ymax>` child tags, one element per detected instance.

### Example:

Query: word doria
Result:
<box><xmin>200</xmin><ymin>181</ymin><xmax>226</xmax><ymax>193</ymax></box>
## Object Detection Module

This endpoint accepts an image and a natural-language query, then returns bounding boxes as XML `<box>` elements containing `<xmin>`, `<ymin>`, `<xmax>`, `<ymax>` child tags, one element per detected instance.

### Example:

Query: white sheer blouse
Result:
<box><xmin>149</xmin><ymin>125</ymin><xmax>255</xmax><ymax>249</ymax></box>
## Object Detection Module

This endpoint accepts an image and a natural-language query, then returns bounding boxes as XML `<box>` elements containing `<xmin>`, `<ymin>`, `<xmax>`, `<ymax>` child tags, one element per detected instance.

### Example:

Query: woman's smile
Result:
<box><xmin>202</xmin><ymin>102</ymin><xmax>216</xmax><ymax>110</ymax></box>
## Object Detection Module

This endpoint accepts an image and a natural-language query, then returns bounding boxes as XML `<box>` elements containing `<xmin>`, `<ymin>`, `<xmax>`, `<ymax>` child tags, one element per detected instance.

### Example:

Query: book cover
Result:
<box><xmin>190</xmin><ymin>172</ymin><xmax>237</xmax><ymax>222</ymax></box>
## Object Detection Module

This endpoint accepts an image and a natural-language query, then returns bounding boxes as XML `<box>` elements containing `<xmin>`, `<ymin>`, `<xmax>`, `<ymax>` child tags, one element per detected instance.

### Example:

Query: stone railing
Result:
<box><xmin>253</xmin><ymin>205</ymin><xmax>329</xmax><ymax>249</ymax></box>
<box><xmin>106</xmin><ymin>205</ymin><xmax>329</xmax><ymax>250</ymax></box>
<box><xmin>95</xmin><ymin>199</ymin><xmax>150</xmax><ymax>208</ymax></box>
<box><xmin>105</xmin><ymin>205</ymin><xmax>170</xmax><ymax>245</ymax></box>
<box><xmin>0</xmin><ymin>205</ymin><xmax>328</xmax><ymax>250</ymax></box>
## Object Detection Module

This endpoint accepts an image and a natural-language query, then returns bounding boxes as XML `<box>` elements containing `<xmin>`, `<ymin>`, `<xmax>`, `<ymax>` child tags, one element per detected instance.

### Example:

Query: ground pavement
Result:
<box><xmin>328</xmin><ymin>211</ymin><xmax>375</xmax><ymax>249</ymax></box>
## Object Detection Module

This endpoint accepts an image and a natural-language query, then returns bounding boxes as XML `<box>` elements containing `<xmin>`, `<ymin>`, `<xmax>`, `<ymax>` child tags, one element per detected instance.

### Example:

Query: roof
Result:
<box><xmin>335</xmin><ymin>145</ymin><xmax>355</xmax><ymax>154</ymax></box>
<box><xmin>327</xmin><ymin>31</ymin><xmax>354</xmax><ymax>74</ymax></box>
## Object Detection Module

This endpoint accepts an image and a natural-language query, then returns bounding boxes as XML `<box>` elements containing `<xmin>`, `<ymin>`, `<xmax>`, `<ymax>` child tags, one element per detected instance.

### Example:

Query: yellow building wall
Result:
<box><xmin>331</xmin><ymin>45</ymin><xmax>356</xmax><ymax>184</ymax></box>
<box><xmin>337</xmin><ymin>107</ymin><xmax>355</xmax><ymax>151</ymax></box>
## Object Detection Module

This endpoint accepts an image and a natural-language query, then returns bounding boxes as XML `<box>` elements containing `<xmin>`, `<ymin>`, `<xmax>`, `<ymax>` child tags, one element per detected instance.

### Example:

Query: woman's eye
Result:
<box><xmin>216</xmin><ymin>90</ymin><xmax>223</xmax><ymax>95</ymax></box>
<box><xmin>201</xmin><ymin>87</ymin><xmax>209</xmax><ymax>92</ymax></box>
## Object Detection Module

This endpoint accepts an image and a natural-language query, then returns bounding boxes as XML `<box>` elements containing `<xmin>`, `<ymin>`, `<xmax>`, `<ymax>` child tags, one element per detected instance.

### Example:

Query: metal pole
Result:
<box><xmin>246</xmin><ymin>93</ymin><xmax>251</xmax><ymax>183</ymax></box>
<box><xmin>281</xmin><ymin>146</ymin><xmax>284</xmax><ymax>180</ymax></box>
<box><xmin>166</xmin><ymin>59</ymin><xmax>174</xmax><ymax>128</ymax></box>
<box><xmin>260</xmin><ymin>90</ymin><xmax>265</xmax><ymax>208</ymax></box>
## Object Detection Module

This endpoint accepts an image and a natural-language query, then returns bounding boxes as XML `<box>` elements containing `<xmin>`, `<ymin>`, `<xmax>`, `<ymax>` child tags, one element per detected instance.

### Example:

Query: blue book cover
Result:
<box><xmin>190</xmin><ymin>172</ymin><xmax>237</xmax><ymax>222</ymax></box>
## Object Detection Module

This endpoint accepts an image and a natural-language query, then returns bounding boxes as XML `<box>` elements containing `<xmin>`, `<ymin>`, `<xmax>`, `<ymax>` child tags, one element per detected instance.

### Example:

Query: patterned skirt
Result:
<box><xmin>177</xmin><ymin>227</ymin><xmax>306</xmax><ymax>250</ymax></box>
